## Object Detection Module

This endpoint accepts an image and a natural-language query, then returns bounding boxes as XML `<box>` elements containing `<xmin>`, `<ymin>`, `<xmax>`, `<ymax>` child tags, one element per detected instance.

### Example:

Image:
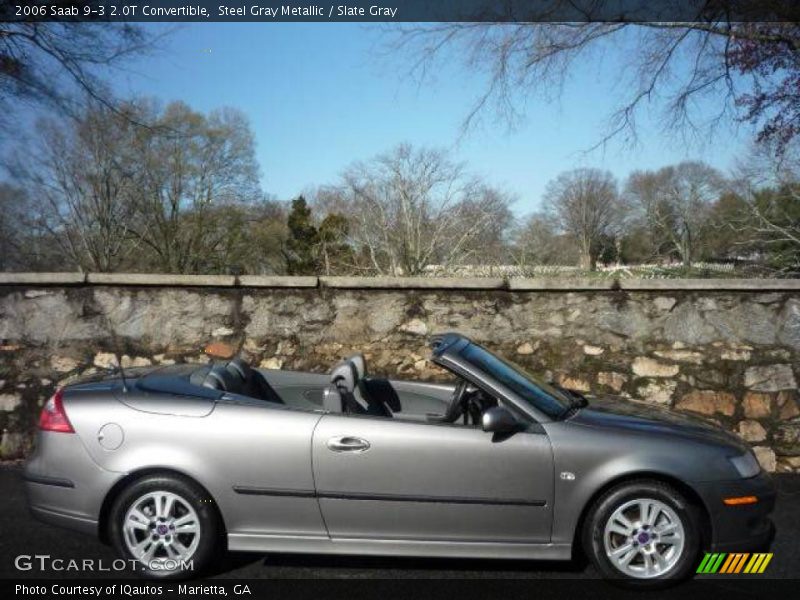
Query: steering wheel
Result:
<box><xmin>427</xmin><ymin>379</ymin><xmax>469</xmax><ymax>424</ymax></box>
<box><xmin>448</xmin><ymin>379</ymin><xmax>470</xmax><ymax>423</ymax></box>
<box><xmin>463</xmin><ymin>392</ymin><xmax>487</xmax><ymax>426</ymax></box>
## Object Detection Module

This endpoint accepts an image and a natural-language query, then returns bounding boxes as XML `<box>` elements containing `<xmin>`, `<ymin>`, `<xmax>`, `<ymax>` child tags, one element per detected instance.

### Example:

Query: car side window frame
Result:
<box><xmin>327</xmin><ymin>361</ymin><xmax>539</xmax><ymax>432</ymax></box>
<box><xmin>433</xmin><ymin>353</ymin><xmax>551</xmax><ymax>425</ymax></box>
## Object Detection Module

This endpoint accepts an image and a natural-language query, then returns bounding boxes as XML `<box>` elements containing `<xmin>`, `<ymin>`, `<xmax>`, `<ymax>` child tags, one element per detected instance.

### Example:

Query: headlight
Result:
<box><xmin>729</xmin><ymin>452</ymin><xmax>761</xmax><ymax>478</ymax></box>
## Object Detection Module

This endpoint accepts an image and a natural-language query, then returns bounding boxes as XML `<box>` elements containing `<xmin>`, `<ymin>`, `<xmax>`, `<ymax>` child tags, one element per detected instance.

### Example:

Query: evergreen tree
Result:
<box><xmin>284</xmin><ymin>196</ymin><xmax>319</xmax><ymax>275</ymax></box>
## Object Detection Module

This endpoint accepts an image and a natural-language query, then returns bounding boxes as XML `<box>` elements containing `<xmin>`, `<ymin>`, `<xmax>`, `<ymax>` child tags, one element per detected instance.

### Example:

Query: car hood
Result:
<box><xmin>570</xmin><ymin>394</ymin><xmax>748</xmax><ymax>452</ymax></box>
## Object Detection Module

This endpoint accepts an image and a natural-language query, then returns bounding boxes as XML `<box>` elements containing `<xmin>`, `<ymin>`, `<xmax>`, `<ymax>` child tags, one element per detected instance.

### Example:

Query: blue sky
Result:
<box><xmin>109</xmin><ymin>23</ymin><xmax>751</xmax><ymax>215</ymax></box>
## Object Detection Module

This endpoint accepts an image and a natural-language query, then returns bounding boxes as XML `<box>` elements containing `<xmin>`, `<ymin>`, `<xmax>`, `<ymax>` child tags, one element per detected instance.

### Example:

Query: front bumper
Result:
<box><xmin>693</xmin><ymin>471</ymin><xmax>777</xmax><ymax>552</ymax></box>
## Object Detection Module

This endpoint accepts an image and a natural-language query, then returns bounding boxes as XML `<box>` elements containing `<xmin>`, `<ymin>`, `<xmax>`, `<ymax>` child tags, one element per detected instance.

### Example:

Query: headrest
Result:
<box><xmin>330</xmin><ymin>360</ymin><xmax>356</xmax><ymax>392</ymax></box>
<box><xmin>226</xmin><ymin>357</ymin><xmax>251</xmax><ymax>381</ymax></box>
<box><xmin>189</xmin><ymin>365</ymin><xmax>211</xmax><ymax>386</ymax></box>
<box><xmin>203</xmin><ymin>364</ymin><xmax>238</xmax><ymax>392</ymax></box>
<box><xmin>348</xmin><ymin>354</ymin><xmax>367</xmax><ymax>379</ymax></box>
<box><xmin>322</xmin><ymin>387</ymin><xmax>343</xmax><ymax>413</ymax></box>
<box><xmin>362</xmin><ymin>378</ymin><xmax>402</xmax><ymax>413</ymax></box>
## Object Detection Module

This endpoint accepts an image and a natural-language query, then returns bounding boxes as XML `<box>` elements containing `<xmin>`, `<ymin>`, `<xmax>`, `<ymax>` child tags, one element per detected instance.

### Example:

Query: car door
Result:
<box><xmin>311</xmin><ymin>413</ymin><xmax>554</xmax><ymax>543</ymax></box>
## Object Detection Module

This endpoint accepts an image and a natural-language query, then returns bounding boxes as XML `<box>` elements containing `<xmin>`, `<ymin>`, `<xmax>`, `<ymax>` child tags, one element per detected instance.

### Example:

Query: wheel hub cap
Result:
<box><xmin>122</xmin><ymin>490</ymin><xmax>201</xmax><ymax>569</ymax></box>
<box><xmin>603</xmin><ymin>497</ymin><xmax>686</xmax><ymax>579</ymax></box>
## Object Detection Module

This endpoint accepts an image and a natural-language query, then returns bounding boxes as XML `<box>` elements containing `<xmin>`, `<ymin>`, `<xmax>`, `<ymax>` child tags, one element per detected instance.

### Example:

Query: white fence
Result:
<box><xmin>421</xmin><ymin>262</ymin><xmax>738</xmax><ymax>278</ymax></box>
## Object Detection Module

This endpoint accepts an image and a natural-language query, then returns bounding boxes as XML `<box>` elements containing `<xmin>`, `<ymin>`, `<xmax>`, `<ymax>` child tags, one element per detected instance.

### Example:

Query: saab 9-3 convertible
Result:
<box><xmin>25</xmin><ymin>333</ymin><xmax>774</xmax><ymax>586</ymax></box>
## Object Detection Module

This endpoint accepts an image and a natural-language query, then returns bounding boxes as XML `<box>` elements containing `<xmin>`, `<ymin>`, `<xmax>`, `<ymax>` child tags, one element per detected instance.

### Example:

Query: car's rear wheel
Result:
<box><xmin>583</xmin><ymin>480</ymin><xmax>701</xmax><ymax>588</ymax></box>
<box><xmin>109</xmin><ymin>474</ymin><xmax>221</xmax><ymax>579</ymax></box>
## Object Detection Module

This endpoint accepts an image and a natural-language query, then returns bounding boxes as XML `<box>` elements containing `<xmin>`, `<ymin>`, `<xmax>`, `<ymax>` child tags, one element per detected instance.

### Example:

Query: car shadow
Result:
<box><xmin>208</xmin><ymin>551</ymin><xmax>589</xmax><ymax>577</ymax></box>
<box><xmin>206</xmin><ymin>552</ymin><xmax>266</xmax><ymax>577</ymax></box>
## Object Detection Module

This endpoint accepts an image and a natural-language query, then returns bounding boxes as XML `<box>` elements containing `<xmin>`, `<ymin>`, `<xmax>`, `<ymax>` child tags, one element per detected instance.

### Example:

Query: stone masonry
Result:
<box><xmin>1</xmin><ymin>273</ymin><xmax>799</xmax><ymax>472</ymax></box>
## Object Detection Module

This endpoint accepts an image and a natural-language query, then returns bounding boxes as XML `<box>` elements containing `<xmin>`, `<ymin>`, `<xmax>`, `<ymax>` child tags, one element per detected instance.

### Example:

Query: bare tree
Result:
<box><xmin>543</xmin><ymin>168</ymin><xmax>621</xmax><ymax>270</ymax></box>
<box><xmin>5</xmin><ymin>99</ymin><xmax>263</xmax><ymax>274</ymax></box>
<box><xmin>240</xmin><ymin>198</ymin><xmax>289</xmax><ymax>275</ymax></box>
<box><xmin>193</xmin><ymin>197</ymin><xmax>288</xmax><ymax>275</ymax></box>
<box><xmin>0</xmin><ymin>2</ymin><xmax>158</xmax><ymax>132</ymax></box>
<box><xmin>509</xmin><ymin>212</ymin><xmax>578</xmax><ymax>268</ymax></box>
<box><xmin>390</xmin><ymin>3</ymin><xmax>800</xmax><ymax>150</ymax></box>
<box><xmin>316</xmin><ymin>213</ymin><xmax>352</xmax><ymax>276</ymax></box>
<box><xmin>726</xmin><ymin>144</ymin><xmax>800</xmax><ymax>274</ymax></box>
<box><xmin>5</xmin><ymin>104</ymin><xmax>139</xmax><ymax>272</ymax></box>
<box><xmin>126</xmin><ymin>101</ymin><xmax>261</xmax><ymax>273</ymax></box>
<box><xmin>626</xmin><ymin>161</ymin><xmax>724</xmax><ymax>266</ymax></box>
<box><xmin>456</xmin><ymin>185</ymin><xmax>514</xmax><ymax>268</ymax></box>
<box><xmin>336</xmin><ymin>144</ymin><xmax>512</xmax><ymax>275</ymax></box>
<box><xmin>0</xmin><ymin>183</ymin><xmax>30</xmax><ymax>270</ymax></box>
<box><xmin>306</xmin><ymin>187</ymin><xmax>364</xmax><ymax>275</ymax></box>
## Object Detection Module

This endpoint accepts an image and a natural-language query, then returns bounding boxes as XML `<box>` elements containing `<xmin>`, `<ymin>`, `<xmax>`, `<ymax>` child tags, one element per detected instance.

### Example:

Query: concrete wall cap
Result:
<box><xmin>1</xmin><ymin>273</ymin><xmax>800</xmax><ymax>292</ymax></box>
<box><xmin>86</xmin><ymin>273</ymin><xmax>236</xmax><ymax>287</ymax></box>
<box><xmin>238</xmin><ymin>275</ymin><xmax>318</xmax><ymax>288</ymax></box>
<box><xmin>508</xmin><ymin>278</ymin><xmax>615</xmax><ymax>291</ymax></box>
<box><xmin>0</xmin><ymin>272</ymin><xmax>86</xmax><ymax>285</ymax></box>
<box><xmin>619</xmin><ymin>278</ymin><xmax>800</xmax><ymax>291</ymax></box>
<box><xmin>319</xmin><ymin>276</ymin><xmax>507</xmax><ymax>290</ymax></box>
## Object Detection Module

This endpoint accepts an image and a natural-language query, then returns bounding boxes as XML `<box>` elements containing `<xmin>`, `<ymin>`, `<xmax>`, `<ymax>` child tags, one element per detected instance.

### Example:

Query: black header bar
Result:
<box><xmin>3</xmin><ymin>0</ymin><xmax>800</xmax><ymax>23</ymax></box>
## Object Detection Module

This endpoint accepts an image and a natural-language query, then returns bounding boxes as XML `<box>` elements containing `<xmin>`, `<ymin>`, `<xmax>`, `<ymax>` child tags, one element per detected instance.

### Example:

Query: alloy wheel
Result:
<box><xmin>603</xmin><ymin>497</ymin><xmax>685</xmax><ymax>579</ymax></box>
<box><xmin>122</xmin><ymin>490</ymin><xmax>201</xmax><ymax>568</ymax></box>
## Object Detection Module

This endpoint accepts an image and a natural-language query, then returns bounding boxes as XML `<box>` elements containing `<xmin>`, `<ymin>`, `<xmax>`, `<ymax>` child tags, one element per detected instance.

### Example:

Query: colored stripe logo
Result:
<box><xmin>696</xmin><ymin>553</ymin><xmax>773</xmax><ymax>574</ymax></box>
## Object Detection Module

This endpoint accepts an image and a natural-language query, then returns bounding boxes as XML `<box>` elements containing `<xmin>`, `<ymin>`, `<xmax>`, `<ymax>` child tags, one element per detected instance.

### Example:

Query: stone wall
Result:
<box><xmin>1</xmin><ymin>273</ymin><xmax>799</xmax><ymax>472</ymax></box>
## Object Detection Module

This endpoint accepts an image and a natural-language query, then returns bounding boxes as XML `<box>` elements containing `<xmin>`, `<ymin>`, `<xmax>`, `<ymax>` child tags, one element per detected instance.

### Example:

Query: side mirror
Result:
<box><xmin>482</xmin><ymin>406</ymin><xmax>519</xmax><ymax>434</ymax></box>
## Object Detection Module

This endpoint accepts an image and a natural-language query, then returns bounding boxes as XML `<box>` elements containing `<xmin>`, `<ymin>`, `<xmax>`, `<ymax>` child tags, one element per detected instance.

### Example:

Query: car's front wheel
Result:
<box><xmin>583</xmin><ymin>480</ymin><xmax>701</xmax><ymax>587</ymax></box>
<box><xmin>109</xmin><ymin>474</ymin><xmax>221</xmax><ymax>579</ymax></box>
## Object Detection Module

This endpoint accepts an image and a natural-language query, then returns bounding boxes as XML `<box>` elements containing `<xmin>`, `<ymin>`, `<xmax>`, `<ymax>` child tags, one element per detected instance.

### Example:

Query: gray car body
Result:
<box><xmin>24</xmin><ymin>333</ymin><xmax>775</xmax><ymax>562</ymax></box>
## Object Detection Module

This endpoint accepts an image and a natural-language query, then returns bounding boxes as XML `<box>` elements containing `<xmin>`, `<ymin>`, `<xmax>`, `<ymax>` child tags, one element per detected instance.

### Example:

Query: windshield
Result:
<box><xmin>459</xmin><ymin>342</ymin><xmax>572</xmax><ymax>419</ymax></box>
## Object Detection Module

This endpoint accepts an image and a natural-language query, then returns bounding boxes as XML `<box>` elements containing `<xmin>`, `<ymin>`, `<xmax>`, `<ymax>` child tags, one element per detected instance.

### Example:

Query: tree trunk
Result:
<box><xmin>580</xmin><ymin>251</ymin><xmax>597</xmax><ymax>271</ymax></box>
<box><xmin>680</xmin><ymin>241</ymin><xmax>692</xmax><ymax>266</ymax></box>
<box><xmin>681</xmin><ymin>227</ymin><xmax>692</xmax><ymax>267</ymax></box>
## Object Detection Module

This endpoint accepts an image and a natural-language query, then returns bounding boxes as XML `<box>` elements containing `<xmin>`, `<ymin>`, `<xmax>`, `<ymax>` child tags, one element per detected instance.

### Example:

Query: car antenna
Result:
<box><xmin>114</xmin><ymin>346</ymin><xmax>129</xmax><ymax>394</ymax></box>
<box><xmin>102</xmin><ymin>313</ymin><xmax>128</xmax><ymax>394</ymax></box>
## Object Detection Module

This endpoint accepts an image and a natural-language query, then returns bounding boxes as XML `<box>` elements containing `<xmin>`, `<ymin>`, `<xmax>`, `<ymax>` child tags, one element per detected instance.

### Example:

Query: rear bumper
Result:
<box><xmin>28</xmin><ymin>504</ymin><xmax>98</xmax><ymax>537</ymax></box>
<box><xmin>693</xmin><ymin>471</ymin><xmax>777</xmax><ymax>552</ymax></box>
<box><xmin>24</xmin><ymin>431</ymin><xmax>121</xmax><ymax>538</ymax></box>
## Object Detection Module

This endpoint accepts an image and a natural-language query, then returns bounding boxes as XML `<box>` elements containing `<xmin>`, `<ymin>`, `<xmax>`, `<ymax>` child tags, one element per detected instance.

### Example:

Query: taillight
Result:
<box><xmin>38</xmin><ymin>388</ymin><xmax>74</xmax><ymax>433</ymax></box>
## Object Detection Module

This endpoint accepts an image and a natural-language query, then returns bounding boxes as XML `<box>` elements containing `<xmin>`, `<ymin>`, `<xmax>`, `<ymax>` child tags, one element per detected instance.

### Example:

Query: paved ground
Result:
<box><xmin>1</xmin><ymin>466</ymin><xmax>797</xmax><ymax>580</ymax></box>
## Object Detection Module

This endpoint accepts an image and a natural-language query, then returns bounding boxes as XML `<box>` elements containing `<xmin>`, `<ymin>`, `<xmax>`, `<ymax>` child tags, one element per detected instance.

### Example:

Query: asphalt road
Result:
<box><xmin>1</xmin><ymin>465</ymin><xmax>798</xmax><ymax>580</ymax></box>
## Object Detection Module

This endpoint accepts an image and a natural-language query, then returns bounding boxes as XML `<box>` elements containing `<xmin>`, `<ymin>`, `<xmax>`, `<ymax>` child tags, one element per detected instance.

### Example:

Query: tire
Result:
<box><xmin>582</xmin><ymin>480</ymin><xmax>701</xmax><ymax>588</ymax></box>
<box><xmin>109</xmin><ymin>474</ymin><xmax>222</xmax><ymax>580</ymax></box>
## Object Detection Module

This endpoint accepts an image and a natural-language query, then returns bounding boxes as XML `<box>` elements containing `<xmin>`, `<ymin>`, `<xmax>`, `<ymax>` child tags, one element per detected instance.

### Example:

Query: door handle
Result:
<box><xmin>327</xmin><ymin>436</ymin><xmax>371</xmax><ymax>453</ymax></box>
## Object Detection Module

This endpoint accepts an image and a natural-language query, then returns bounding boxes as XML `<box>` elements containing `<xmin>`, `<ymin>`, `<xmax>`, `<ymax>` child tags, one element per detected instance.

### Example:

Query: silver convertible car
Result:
<box><xmin>25</xmin><ymin>333</ymin><xmax>774</xmax><ymax>586</ymax></box>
